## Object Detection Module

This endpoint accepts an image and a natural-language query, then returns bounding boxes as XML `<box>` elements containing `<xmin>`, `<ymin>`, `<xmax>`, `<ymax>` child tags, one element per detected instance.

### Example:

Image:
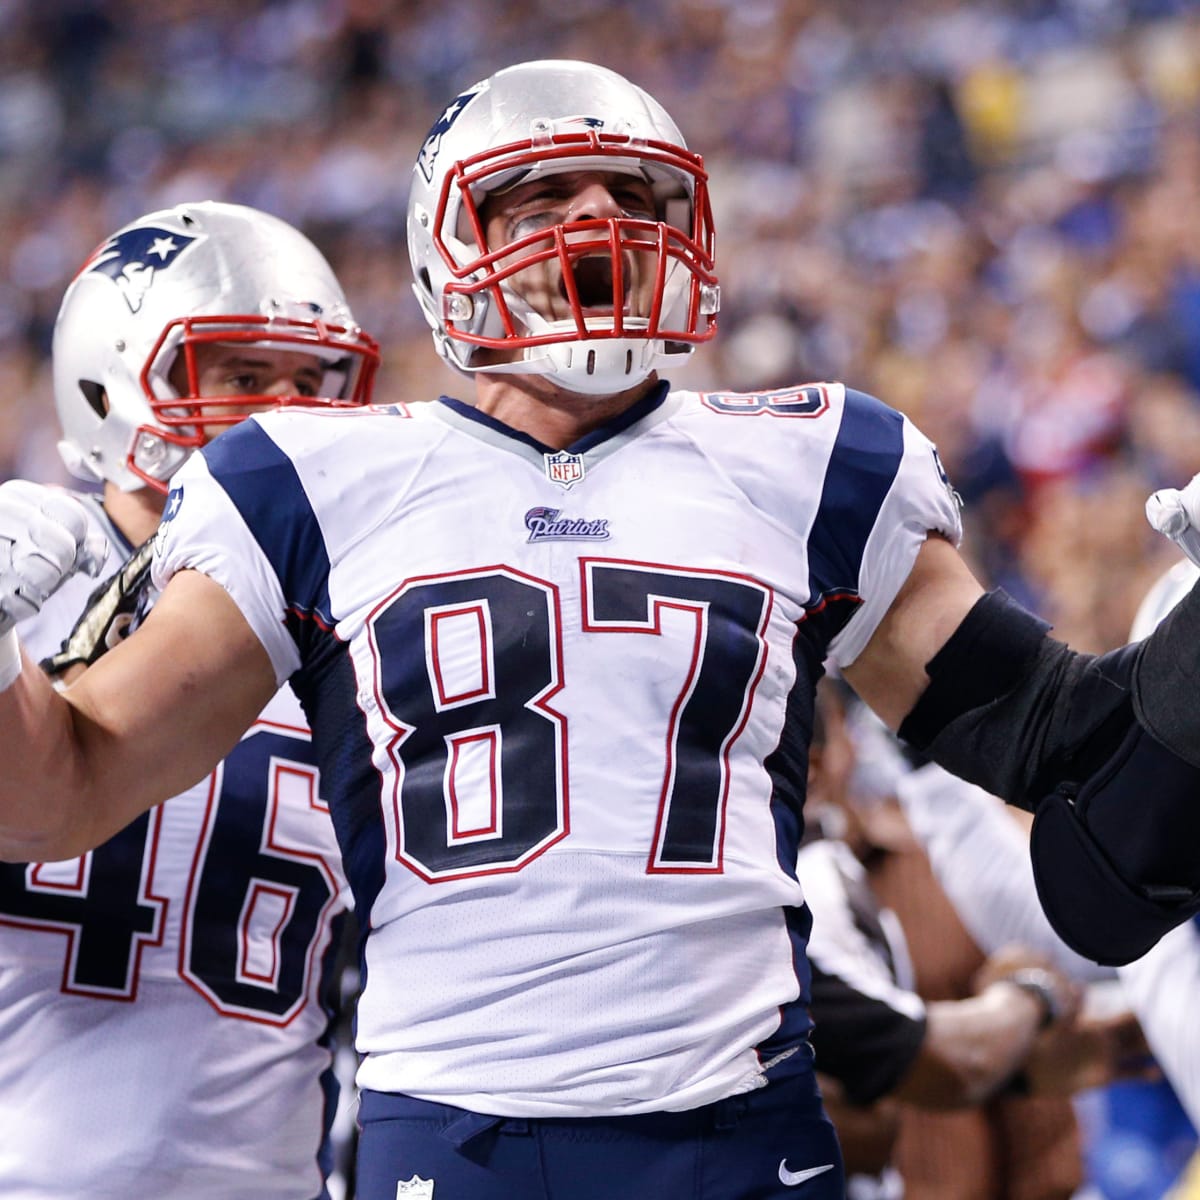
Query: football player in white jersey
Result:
<box><xmin>0</xmin><ymin>201</ymin><xmax>378</xmax><ymax>1199</ymax></box>
<box><xmin>2</xmin><ymin>62</ymin><xmax>1200</xmax><ymax>1200</ymax></box>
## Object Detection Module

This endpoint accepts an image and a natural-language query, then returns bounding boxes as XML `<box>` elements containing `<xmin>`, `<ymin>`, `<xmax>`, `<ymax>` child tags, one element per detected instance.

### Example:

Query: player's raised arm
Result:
<box><xmin>840</xmin><ymin>533</ymin><xmax>984</xmax><ymax>730</ymax></box>
<box><xmin>846</xmin><ymin>510</ymin><xmax>1200</xmax><ymax>968</ymax></box>
<box><xmin>0</xmin><ymin>563</ymin><xmax>276</xmax><ymax>863</ymax></box>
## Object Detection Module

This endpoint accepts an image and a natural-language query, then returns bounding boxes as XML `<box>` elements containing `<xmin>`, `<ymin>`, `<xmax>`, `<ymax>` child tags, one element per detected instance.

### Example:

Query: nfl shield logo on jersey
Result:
<box><xmin>544</xmin><ymin>450</ymin><xmax>585</xmax><ymax>489</ymax></box>
<box><xmin>395</xmin><ymin>1177</ymin><xmax>435</xmax><ymax>1199</ymax></box>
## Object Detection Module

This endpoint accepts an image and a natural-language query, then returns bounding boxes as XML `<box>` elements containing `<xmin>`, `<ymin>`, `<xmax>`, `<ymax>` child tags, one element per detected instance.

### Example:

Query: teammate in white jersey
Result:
<box><xmin>0</xmin><ymin>201</ymin><xmax>378</xmax><ymax>1199</ymax></box>
<box><xmin>3</xmin><ymin>62</ymin><xmax>1200</xmax><ymax>1200</ymax></box>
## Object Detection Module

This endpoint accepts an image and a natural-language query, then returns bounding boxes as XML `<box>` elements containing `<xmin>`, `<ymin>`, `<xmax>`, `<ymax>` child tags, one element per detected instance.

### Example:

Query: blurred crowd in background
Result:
<box><xmin>3</xmin><ymin>0</ymin><xmax>1200</xmax><ymax>647</ymax></box>
<box><xmin>5</xmin><ymin>1</ymin><xmax>1200</xmax><ymax>1193</ymax></box>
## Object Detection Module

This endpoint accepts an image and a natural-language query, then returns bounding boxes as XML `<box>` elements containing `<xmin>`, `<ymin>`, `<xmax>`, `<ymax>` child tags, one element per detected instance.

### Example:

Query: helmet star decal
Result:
<box><xmin>54</xmin><ymin>201</ymin><xmax>379</xmax><ymax>494</ymax></box>
<box><xmin>86</xmin><ymin>226</ymin><xmax>199</xmax><ymax>313</ymax></box>
<box><xmin>417</xmin><ymin>84</ymin><xmax>484</xmax><ymax>184</ymax></box>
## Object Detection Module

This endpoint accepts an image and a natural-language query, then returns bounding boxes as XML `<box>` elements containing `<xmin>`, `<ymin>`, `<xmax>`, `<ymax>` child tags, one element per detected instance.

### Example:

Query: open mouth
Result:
<box><xmin>560</xmin><ymin>255</ymin><xmax>631</xmax><ymax>313</ymax></box>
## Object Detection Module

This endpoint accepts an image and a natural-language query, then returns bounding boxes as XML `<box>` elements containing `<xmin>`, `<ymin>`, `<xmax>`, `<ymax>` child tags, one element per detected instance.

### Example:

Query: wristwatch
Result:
<box><xmin>1002</xmin><ymin>967</ymin><xmax>1064</xmax><ymax>1030</ymax></box>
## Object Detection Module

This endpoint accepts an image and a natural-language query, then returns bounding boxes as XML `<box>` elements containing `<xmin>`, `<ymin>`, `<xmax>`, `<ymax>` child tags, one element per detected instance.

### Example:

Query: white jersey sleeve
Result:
<box><xmin>153</xmin><ymin>445</ymin><xmax>301</xmax><ymax>684</ymax></box>
<box><xmin>827</xmin><ymin>408</ymin><xmax>963</xmax><ymax>667</ymax></box>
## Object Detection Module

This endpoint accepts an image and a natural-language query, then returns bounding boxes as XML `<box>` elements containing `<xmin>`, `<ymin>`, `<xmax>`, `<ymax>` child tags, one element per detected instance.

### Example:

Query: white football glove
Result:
<box><xmin>0</xmin><ymin>480</ymin><xmax>107</xmax><ymax>637</ymax></box>
<box><xmin>1146</xmin><ymin>473</ymin><xmax>1200</xmax><ymax>569</ymax></box>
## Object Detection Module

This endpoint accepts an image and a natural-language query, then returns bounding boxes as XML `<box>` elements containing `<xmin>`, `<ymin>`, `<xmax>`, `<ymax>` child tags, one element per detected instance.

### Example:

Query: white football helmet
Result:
<box><xmin>406</xmin><ymin>59</ymin><xmax>720</xmax><ymax>396</ymax></box>
<box><xmin>53</xmin><ymin>200</ymin><xmax>380</xmax><ymax>493</ymax></box>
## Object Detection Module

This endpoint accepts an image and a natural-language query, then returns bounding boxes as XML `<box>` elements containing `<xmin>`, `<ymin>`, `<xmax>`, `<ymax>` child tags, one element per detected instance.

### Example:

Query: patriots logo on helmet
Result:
<box><xmin>86</xmin><ymin>226</ymin><xmax>198</xmax><ymax>314</ymax></box>
<box><xmin>417</xmin><ymin>84</ymin><xmax>485</xmax><ymax>183</ymax></box>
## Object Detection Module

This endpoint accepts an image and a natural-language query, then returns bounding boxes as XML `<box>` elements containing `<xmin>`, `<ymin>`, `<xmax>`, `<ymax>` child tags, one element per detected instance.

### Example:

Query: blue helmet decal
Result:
<box><xmin>86</xmin><ymin>226</ymin><xmax>199</xmax><ymax>313</ymax></box>
<box><xmin>416</xmin><ymin>84</ymin><xmax>484</xmax><ymax>184</ymax></box>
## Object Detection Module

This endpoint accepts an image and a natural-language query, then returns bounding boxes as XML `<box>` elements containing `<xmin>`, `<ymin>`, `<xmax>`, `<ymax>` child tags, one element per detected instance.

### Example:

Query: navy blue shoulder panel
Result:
<box><xmin>201</xmin><ymin>420</ymin><xmax>334</xmax><ymax>627</ymax></box>
<box><xmin>291</xmin><ymin>631</ymin><xmax>388</xmax><ymax>931</ymax></box>
<box><xmin>802</xmin><ymin>389</ymin><xmax>905</xmax><ymax>646</ymax></box>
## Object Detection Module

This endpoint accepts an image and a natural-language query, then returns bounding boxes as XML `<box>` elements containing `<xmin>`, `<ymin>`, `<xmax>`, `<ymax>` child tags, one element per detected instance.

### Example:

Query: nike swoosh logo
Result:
<box><xmin>778</xmin><ymin>1160</ymin><xmax>835</xmax><ymax>1187</ymax></box>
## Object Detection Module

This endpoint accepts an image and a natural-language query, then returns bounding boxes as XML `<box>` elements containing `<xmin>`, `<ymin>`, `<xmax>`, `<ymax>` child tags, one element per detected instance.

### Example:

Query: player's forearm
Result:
<box><xmin>898</xmin><ymin>983</ymin><xmax>1045</xmax><ymax>1108</ymax></box>
<box><xmin>0</xmin><ymin>572</ymin><xmax>278</xmax><ymax>860</ymax></box>
<box><xmin>842</xmin><ymin>534</ymin><xmax>984</xmax><ymax>729</ymax></box>
<box><xmin>0</xmin><ymin>635</ymin><xmax>99</xmax><ymax>860</ymax></box>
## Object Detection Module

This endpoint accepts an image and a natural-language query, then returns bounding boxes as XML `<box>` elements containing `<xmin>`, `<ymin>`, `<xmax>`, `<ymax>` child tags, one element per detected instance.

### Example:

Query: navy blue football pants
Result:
<box><xmin>356</xmin><ymin>1069</ymin><xmax>845</xmax><ymax>1199</ymax></box>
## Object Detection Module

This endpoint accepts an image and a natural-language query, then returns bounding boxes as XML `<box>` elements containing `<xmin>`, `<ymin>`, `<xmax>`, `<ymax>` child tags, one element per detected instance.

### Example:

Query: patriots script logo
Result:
<box><xmin>524</xmin><ymin>506</ymin><xmax>610</xmax><ymax>542</ymax></box>
<box><xmin>86</xmin><ymin>226</ymin><xmax>198</xmax><ymax>313</ymax></box>
<box><xmin>417</xmin><ymin>84</ymin><xmax>485</xmax><ymax>183</ymax></box>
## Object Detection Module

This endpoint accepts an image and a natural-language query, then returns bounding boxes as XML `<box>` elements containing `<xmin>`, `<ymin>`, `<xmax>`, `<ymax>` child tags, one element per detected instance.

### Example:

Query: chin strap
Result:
<box><xmin>56</xmin><ymin>439</ymin><xmax>105</xmax><ymax>486</ymax></box>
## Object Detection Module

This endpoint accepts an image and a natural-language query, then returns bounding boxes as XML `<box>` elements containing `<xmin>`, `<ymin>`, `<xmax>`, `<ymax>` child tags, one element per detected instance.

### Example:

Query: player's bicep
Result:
<box><xmin>841</xmin><ymin>534</ymin><xmax>985</xmax><ymax>729</ymax></box>
<box><xmin>64</xmin><ymin>569</ymin><xmax>277</xmax><ymax>848</ymax></box>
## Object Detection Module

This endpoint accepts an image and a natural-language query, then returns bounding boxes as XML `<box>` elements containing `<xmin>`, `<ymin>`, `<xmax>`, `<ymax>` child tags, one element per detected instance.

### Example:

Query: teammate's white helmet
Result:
<box><xmin>52</xmin><ymin>200</ymin><xmax>380</xmax><ymax>493</ymax></box>
<box><xmin>407</xmin><ymin>59</ymin><xmax>720</xmax><ymax>396</ymax></box>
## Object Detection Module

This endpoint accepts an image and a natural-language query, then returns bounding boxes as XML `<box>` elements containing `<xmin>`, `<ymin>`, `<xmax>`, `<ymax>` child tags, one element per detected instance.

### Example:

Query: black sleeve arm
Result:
<box><xmin>895</xmin><ymin>588</ymin><xmax>1200</xmax><ymax>966</ymax></box>
<box><xmin>897</xmin><ymin>589</ymin><xmax>1136</xmax><ymax>809</ymax></box>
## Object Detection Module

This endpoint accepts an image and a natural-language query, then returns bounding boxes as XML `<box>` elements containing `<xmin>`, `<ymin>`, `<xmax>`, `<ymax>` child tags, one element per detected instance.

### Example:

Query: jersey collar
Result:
<box><xmin>435</xmin><ymin>380</ymin><xmax>671</xmax><ymax>456</ymax></box>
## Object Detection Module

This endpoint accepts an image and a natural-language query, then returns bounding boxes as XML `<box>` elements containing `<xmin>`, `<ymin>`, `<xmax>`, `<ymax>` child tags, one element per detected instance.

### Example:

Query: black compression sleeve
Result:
<box><xmin>894</xmin><ymin>589</ymin><xmax>1200</xmax><ymax>963</ymax></box>
<box><xmin>898</xmin><ymin>590</ymin><xmax>1048</xmax><ymax>749</ymax></box>
<box><xmin>897</xmin><ymin>590</ymin><xmax>1138</xmax><ymax>809</ymax></box>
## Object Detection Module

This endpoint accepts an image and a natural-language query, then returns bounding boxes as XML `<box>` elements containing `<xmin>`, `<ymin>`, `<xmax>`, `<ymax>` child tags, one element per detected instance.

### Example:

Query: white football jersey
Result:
<box><xmin>154</xmin><ymin>381</ymin><xmax>962</xmax><ymax>1118</ymax></box>
<box><xmin>1129</xmin><ymin>557</ymin><xmax>1198</xmax><ymax>640</ymax></box>
<box><xmin>1</xmin><ymin>494</ymin><xmax>351</xmax><ymax>1200</ymax></box>
<box><xmin>799</xmin><ymin>838</ymin><xmax>923</xmax><ymax>1022</ymax></box>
